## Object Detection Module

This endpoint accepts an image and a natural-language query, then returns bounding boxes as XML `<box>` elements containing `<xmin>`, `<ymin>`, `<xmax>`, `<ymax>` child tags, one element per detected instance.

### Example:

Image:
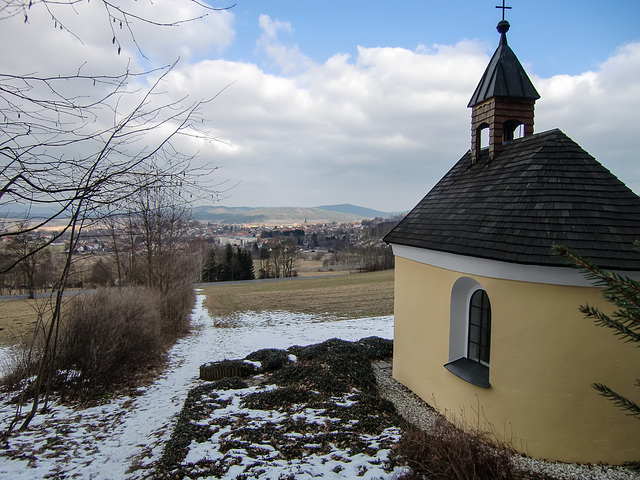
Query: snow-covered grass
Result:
<box><xmin>0</xmin><ymin>293</ymin><xmax>396</xmax><ymax>479</ymax></box>
<box><xmin>162</xmin><ymin>384</ymin><xmax>402</xmax><ymax>479</ymax></box>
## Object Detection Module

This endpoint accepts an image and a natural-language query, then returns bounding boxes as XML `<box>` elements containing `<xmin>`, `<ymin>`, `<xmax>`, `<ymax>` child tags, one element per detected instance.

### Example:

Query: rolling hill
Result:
<box><xmin>3</xmin><ymin>203</ymin><xmax>397</xmax><ymax>227</ymax></box>
<box><xmin>192</xmin><ymin>204</ymin><xmax>394</xmax><ymax>225</ymax></box>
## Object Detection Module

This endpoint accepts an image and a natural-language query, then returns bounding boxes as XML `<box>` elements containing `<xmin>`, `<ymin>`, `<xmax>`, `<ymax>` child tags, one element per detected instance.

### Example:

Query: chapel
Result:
<box><xmin>384</xmin><ymin>16</ymin><xmax>640</xmax><ymax>464</ymax></box>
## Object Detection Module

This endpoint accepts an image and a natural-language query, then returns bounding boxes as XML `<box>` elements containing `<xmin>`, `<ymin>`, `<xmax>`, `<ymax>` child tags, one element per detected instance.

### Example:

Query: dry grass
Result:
<box><xmin>0</xmin><ymin>299</ymin><xmax>43</xmax><ymax>346</ymax></box>
<box><xmin>254</xmin><ymin>252</ymin><xmax>349</xmax><ymax>278</ymax></box>
<box><xmin>294</xmin><ymin>252</ymin><xmax>350</xmax><ymax>277</ymax></box>
<box><xmin>396</xmin><ymin>419</ymin><xmax>517</xmax><ymax>480</ymax></box>
<box><xmin>0</xmin><ymin>269</ymin><xmax>394</xmax><ymax>346</ymax></box>
<box><xmin>201</xmin><ymin>270</ymin><xmax>394</xmax><ymax>320</ymax></box>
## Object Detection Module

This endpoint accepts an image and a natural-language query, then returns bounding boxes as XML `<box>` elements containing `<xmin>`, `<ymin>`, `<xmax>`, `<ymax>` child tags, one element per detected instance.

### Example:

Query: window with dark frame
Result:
<box><xmin>444</xmin><ymin>283</ymin><xmax>491</xmax><ymax>387</ymax></box>
<box><xmin>468</xmin><ymin>289</ymin><xmax>491</xmax><ymax>366</ymax></box>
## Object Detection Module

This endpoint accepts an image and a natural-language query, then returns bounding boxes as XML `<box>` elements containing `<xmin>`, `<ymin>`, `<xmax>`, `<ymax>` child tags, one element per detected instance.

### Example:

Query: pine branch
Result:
<box><xmin>579</xmin><ymin>305</ymin><xmax>640</xmax><ymax>345</ymax></box>
<box><xmin>554</xmin><ymin>244</ymin><xmax>640</xmax><ymax>343</ymax></box>
<box><xmin>554</xmin><ymin>244</ymin><xmax>640</xmax><ymax>421</ymax></box>
<box><xmin>592</xmin><ymin>383</ymin><xmax>640</xmax><ymax>420</ymax></box>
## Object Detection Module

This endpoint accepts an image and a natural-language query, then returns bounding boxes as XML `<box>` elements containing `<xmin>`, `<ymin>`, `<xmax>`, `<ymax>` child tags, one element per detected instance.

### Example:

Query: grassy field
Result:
<box><xmin>201</xmin><ymin>270</ymin><xmax>394</xmax><ymax>320</ymax></box>
<box><xmin>0</xmin><ymin>269</ymin><xmax>395</xmax><ymax>346</ymax></box>
<box><xmin>0</xmin><ymin>298</ymin><xmax>44</xmax><ymax>346</ymax></box>
<box><xmin>0</xmin><ymin>295</ymin><xmax>82</xmax><ymax>347</ymax></box>
<box><xmin>291</xmin><ymin>252</ymin><xmax>353</xmax><ymax>277</ymax></box>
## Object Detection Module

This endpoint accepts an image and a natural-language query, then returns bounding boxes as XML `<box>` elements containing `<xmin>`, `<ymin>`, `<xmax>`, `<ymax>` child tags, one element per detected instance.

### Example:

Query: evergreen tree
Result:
<box><xmin>201</xmin><ymin>245</ymin><xmax>255</xmax><ymax>282</ymax></box>
<box><xmin>222</xmin><ymin>244</ymin><xmax>235</xmax><ymax>281</ymax></box>
<box><xmin>201</xmin><ymin>247</ymin><xmax>221</xmax><ymax>282</ymax></box>
<box><xmin>237</xmin><ymin>248</ymin><xmax>255</xmax><ymax>280</ymax></box>
<box><xmin>554</xmin><ymin>244</ymin><xmax>640</xmax><ymax>420</ymax></box>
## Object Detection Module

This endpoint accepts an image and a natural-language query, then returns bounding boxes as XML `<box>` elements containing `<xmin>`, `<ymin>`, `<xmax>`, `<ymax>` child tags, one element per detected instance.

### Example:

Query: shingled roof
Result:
<box><xmin>468</xmin><ymin>20</ymin><xmax>540</xmax><ymax>107</ymax></box>
<box><xmin>384</xmin><ymin>129</ymin><xmax>640</xmax><ymax>271</ymax></box>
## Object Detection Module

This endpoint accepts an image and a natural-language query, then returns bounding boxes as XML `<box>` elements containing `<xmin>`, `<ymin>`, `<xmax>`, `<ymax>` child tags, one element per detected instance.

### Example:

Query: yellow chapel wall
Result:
<box><xmin>393</xmin><ymin>256</ymin><xmax>640</xmax><ymax>464</ymax></box>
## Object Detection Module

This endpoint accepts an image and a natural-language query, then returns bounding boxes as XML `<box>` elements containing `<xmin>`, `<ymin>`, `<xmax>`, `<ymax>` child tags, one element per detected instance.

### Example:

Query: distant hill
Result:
<box><xmin>192</xmin><ymin>204</ymin><xmax>394</xmax><ymax>225</ymax></box>
<box><xmin>315</xmin><ymin>204</ymin><xmax>389</xmax><ymax>219</ymax></box>
<box><xmin>3</xmin><ymin>203</ymin><xmax>397</xmax><ymax>227</ymax></box>
<box><xmin>1</xmin><ymin>204</ymin><xmax>59</xmax><ymax>219</ymax></box>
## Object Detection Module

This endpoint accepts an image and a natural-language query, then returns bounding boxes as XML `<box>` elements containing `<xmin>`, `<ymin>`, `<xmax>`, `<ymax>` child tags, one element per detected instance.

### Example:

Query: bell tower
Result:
<box><xmin>468</xmin><ymin>18</ymin><xmax>540</xmax><ymax>163</ymax></box>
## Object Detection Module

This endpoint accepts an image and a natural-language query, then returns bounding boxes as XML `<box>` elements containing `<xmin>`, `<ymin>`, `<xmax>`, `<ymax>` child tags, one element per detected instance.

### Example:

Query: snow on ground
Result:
<box><xmin>172</xmin><ymin>384</ymin><xmax>403</xmax><ymax>479</ymax></box>
<box><xmin>0</xmin><ymin>293</ymin><xmax>395</xmax><ymax>479</ymax></box>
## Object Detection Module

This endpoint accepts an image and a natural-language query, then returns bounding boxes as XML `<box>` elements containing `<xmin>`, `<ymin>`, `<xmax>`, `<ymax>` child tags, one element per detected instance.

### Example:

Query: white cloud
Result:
<box><xmin>160</xmin><ymin>40</ymin><xmax>493</xmax><ymax>210</ymax></box>
<box><xmin>169</xmin><ymin>38</ymin><xmax>640</xmax><ymax>211</ymax></box>
<box><xmin>0</xmin><ymin>2</ymin><xmax>130</xmax><ymax>77</ymax></box>
<box><xmin>3</xmin><ymin>5</ymin><xmax>639</xmax><ymax>212</ymax></box>
<box><xmin>128</xmin><ymin>3</ymin><xmax>235</xmax><ymax>65</ymax></box>
<box><xmin>0</xmin><ymin>0</ymin><xmax>235</xmax><ymax>76</ymax></box>
<box><xmin>256</xmin><ymin>14</ymin><xmax>314</xmax><ymax>74</ymax></box>
<box><xmin>535</xmin><ymin>42</ymin><xmax>640</xmax><ymax>192</ymax></box>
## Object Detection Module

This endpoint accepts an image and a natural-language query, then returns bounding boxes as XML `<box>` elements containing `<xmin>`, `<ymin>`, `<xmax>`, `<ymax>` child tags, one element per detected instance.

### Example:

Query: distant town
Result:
<box><xmin>0</xmin><ymin>212</ymin><xmax>403</xmax><ymax>296</ymax></box>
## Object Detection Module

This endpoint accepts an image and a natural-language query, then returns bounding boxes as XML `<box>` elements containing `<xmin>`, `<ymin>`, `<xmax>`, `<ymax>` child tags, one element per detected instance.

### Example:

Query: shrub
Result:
<box><xmin>287</xmin><ymin>336</ymin><xmax>393</xmax><ymax>363</ymax></box>
<box><xmin>288</xmin><ymin>337</ymin><xmax>365</xmax><ymax>361</ymax></box>
<box><xmin>156</xmin><ymin>280</ymin><xmax>195</xmax><ymax>339</ymax></box>
<box><xmin>271</xmin><ymin>350</ymin><xmax>378</xmax><ymax>396</ymax></box>
<box><xmin>396</xmin><ymin>418</ymin><xmax>516</xmax><ymax>480</ymax></box>
<box><xmin>241</xmin><ymin>386</ymin><xmax>322</xmax><ymax>411</ymax></box>
<box><xmin>57</xmin><ymin>287</ymin><xmax>164</xmax><ymax>387</ymax></box>
<box><xmin>244</xmin><ymin>348</ymin><xmax>290</xmax><ymax>372</ymax></box>
<box><xmin>357</xmin><ymin>336</ymin><xmax>393</xmax><ymax>359</ymax></box>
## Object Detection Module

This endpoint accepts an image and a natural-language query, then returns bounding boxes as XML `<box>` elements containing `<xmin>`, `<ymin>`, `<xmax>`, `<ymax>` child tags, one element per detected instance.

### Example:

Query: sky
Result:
<box><xmin>2</xmin><ymin>0</ymin><xmax>640</xmax><ymax>212</ymax></box>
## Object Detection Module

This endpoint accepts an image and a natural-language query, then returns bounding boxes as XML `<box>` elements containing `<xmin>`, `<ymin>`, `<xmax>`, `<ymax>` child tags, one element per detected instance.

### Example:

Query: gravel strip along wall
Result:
<box><xmin>372</xmin><ymin>360</ymin><xmax>438</xmax><ymax>432</ymax></box>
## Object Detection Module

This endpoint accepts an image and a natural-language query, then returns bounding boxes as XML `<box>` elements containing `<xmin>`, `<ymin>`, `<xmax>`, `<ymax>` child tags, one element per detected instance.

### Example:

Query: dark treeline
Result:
<box><xmin>201</xmin><ymin>244</ymin><xmax>255</xmax><ymax>282</ymax></box>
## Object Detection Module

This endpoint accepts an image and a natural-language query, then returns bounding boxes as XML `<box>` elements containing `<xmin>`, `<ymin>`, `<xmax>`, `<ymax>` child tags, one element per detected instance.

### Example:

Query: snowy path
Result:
<box><xmin>0</xmin><ymin>293</ymin><xmax>394</xmax><ymax>479</ymax></box>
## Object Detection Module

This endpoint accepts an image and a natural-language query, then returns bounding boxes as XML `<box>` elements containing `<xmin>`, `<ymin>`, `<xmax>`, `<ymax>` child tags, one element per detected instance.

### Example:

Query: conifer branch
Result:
<box><xmin>579</xmin><ymin>305</ymin><xmax>640</xmax><ymax>345</ymax></box>
<box><xmin>592</xmin><ymin>383</ymin><xmax>640</xmax><ymax>420</ymax></box>
<box><xmin>553</xmin><ymin>243</ymin><xmax>640</xmax><ymax>420</ymax></box>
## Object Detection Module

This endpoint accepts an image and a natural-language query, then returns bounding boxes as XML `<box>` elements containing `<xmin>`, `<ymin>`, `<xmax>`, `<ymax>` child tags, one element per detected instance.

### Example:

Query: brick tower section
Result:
<box><xmin>471</xmin><ymin>97</ymin><xmax>536</xmax><ymax>163</ymax></box>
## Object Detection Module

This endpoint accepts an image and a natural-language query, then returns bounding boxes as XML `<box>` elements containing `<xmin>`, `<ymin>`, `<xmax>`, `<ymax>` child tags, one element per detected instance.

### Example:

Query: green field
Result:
<box><xmin>200</xmin><ymin>270</ymin><xmax>394</xmax><ymax>320</ymax></box>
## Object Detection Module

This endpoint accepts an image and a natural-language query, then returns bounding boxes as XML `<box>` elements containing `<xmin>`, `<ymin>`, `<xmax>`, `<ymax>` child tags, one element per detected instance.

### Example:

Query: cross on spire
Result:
<box><xmin>496</xmin><ymin>0</ymin><xmax>512</xmax><ymax>21</ymax></box>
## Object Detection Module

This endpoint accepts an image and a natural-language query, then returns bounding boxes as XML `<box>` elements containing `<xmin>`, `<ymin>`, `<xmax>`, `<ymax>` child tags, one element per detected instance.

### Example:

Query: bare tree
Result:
<box><xmin>257</xmin><ymin>243</ymin><xmax>273</xmax><ymax>279</ymax></box>
<box><xmin>128</xmin><ymin>186</ymin><xmax>195</xmax><ymax>292</ymax></box>
<box><xmin>270</xmin><ymin>237</ymin><xmax>299</xmax><ymax>278</ymax></box>
<box><xmin>4</xmin><ymin>226</ymin><xmax>50</xmax><ymax>298</ymax></box>
<box><xmin>1</xmin><ymin>0</ymin><xmax>234</xmax><ymax>433</ymax></box>
<box><xmin>104</xmin><ymin>216</ymin><xmax>126</xmax><ymax>286</ymax></box>
<box><xmin>1</xmin><ymin>0</ymin><xmax>234</xmax><ymax>251</ymax></box>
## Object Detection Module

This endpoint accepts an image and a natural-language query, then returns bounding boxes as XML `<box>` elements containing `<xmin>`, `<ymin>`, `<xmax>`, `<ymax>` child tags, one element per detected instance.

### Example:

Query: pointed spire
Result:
<box><xmin>468</xmin><ymin>21</ymin><xmax>539</xmax><ymax>107</ymax></box>
<box><xmin>497</xmin><ymin>19</ymin><xmax>509</xmax><ymax>45</ymax></box>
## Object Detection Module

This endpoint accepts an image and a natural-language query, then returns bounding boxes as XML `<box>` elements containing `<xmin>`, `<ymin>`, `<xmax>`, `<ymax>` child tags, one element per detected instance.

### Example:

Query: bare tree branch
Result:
<box><xmin>1</xmin><ymin>0</ymin><xmax>235</xmax><ymax>432</ymax></box>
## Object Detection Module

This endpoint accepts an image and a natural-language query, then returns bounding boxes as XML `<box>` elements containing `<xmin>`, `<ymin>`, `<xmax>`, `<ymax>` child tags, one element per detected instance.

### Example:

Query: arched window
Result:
<box><xmin>476</xmin><ymin>123</ymin><xmax>489</xmax><ymax>150</ymax></box>
<box><xmin>445</xmin><ymin>279</ymin><xmax>492</xmax><ymax>387</ymax></box>
<box><xmin>468</xmin><ymin>290</ymin><xmax>491</xmax><ymax>366</ymax></box>
<box><xmin>503</xmin><ymin>119</ymin><xmax>524</xmax><ymax>142</ymax></box>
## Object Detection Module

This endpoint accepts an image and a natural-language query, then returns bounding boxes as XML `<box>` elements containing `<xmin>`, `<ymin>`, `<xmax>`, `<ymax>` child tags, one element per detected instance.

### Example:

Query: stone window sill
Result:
<box><xmin>444</xmin><ymin>357</ymin><xmax>490</xmax><ymax>388</ymax></box>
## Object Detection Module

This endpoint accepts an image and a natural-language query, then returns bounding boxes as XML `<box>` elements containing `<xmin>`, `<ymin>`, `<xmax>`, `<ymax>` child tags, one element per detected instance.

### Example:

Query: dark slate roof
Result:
<box><xmin>384</xmin><ymin>129</ymin><xmax>640</xmax><ymax>271</ymax></box>
<box><xmin>468</xmin><ymin>23</ymin><xmax>540</xmax><ymax>107</ymax></box>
